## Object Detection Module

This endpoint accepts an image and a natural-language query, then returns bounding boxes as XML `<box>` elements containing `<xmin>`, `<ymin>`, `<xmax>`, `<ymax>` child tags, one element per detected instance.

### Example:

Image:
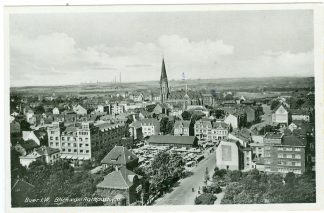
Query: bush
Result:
<box><xmin>202</xmin><ymin>184</ymin><xmax>222</xmax><ymax>194</ymax></box>
<box><xmin>194</xmin><ymin>193</ymin><xmax>217</xmax><ymax>205</ymax></box>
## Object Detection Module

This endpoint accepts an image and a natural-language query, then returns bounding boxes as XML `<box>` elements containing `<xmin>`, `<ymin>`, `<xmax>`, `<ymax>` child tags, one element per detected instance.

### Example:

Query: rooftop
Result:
<box><xmin>147</xmin><ymin>135</ymin><xmax>197</xmax><ymax>146</ymax></box>
<box><xmin>101</xmin><ymin>146</ymin><xmax>138</xmax><ymax>165</ymax></box>
<box><xmin>96</xmin><ymin>166</ymin><xmax>141</xmax><ymax>189</ymax></box>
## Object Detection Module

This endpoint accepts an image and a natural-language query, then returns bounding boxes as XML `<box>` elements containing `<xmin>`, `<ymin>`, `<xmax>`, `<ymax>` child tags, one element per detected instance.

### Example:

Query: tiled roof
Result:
<box><xmin>20</xmin><ymin>140</ymin><xmax>39</xmax><ymax>150</ymax></box>
<box><xmin>281</xmin><ymin>135</ymin><xmax>306</xmax><ymax>147</ymax></box>
<box><xmin>37</xmin><ymin>146</ymin><xmax>60</xmax><ymax>156</ymax></box>
<box><xmin>212</xmin><ymin>121</ymin><xmax>229</xmax><ymax>129</ymax></box>
<box><xmin>101</xmin><ymin>146</ymin><xmax>138</xmax><ymax>165</ymax></box>
<box><xmin>264</xmin><ymin>132</ymin><xmax>283</xmax><ymax>139</ymax></box>
<box><xmin>96</xmin><ymin>167</ymin><xmax>140</xmax><ymax>189</ymax></box>
<box><xmin>147</xmin><ymin>135</ymin><xmax>196</xmax><ymax>145</ymax></box>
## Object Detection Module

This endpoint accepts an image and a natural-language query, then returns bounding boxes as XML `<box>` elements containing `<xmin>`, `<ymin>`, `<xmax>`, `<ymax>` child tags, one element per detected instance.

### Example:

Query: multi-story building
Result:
<box><xmin>48</xmin><ymin>122</ymin><xmax>98</xmax><ymax>161</ymax></box>
<box><xmin>131</xmin><ymin>118</ymin><xmax>160</xmax><ymax>138</ymax></box>
<box><xmin>109</xmin><ymin>103</ymin><xmax>125</xmax><ymax>115</ymax></box>
<box><xmin>216</xmin><ymin>139</ymin><xmax>244</xmax><ymax>170</ymax></box>
<box><xmin>174</xmin><ymin>120</ymin><xmax>190</xmax><ymax>136</ymax></box>
<box><xmin>194</xmin><ymin>119</ymin><xmax>229</xmax><ymax>141</ymax></box>
<box><xmin>194</xmin><ymin>119</ymin><xmax>212</xmax><ymax>141</ymax></box>
<box><xmin>263</xmin><ymin>132</ymin><xmax>306</xmax><ymax>174</ymax></box>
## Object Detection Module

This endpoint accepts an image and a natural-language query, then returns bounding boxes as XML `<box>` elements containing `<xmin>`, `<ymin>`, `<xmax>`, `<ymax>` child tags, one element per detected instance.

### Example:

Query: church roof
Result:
<box><xmin>160</xmin><ymin>58</ymin><xmax>168</xmax><ymax>84</ymax></box>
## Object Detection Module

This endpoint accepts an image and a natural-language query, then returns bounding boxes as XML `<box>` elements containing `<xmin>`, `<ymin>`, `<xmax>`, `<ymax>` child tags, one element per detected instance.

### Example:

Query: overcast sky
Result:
<box><xmin>9</xmin><ymin>10</ymin><xmax>314</xmax><ymax>87</ymax></box>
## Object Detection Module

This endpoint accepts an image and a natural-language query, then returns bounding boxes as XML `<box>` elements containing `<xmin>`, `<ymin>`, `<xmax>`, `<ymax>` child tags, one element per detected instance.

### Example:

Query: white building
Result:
<box><xmin>272</xmin><ymin>104</ymin><xmax>288</xmax><ymax>125</ymax></box>
<box><xmin>110</xmin><ymin>103</ymin><xmax>125</xmax><ymax>115</ymax></box>
<box><xmin>47</xmin><ymin>122</ymin><xmax>93</xmax><ymax>160</ymax></box>
<box><xmin>52</xmin><ymin>107</ymin><xmax>60</xmax><ymax>115</ymax></box>
<box><xmin>216</xmin><ymin>140</ymin><xmax>242</xmax><ymax>170</ymax></box>
<box><xmin>174</xmin><ymin>120</ymin><xmax>190</xmax><ymax>136</ymax></box>
<box><xmin>224</xmin><ymin>114</ymin><xmax>238</xmax><ymax>129</ymax></box>
<box><xmin>73</xmin><ymin>105</ymin><xmax>87</xmax><ymax>115</ymax></box>
<box><xmin>131</xmin><ymin>118</ymin><xmax>160</xmax><ymax>138</ymax></box>
<box><xmin>19</xmin><ymin>146</ymin><xmax>60</xmax><ymax>167</ymax></box>
<box><xmin>194</xmin><ymin>119</ymin><xmax>229</xmax><ymax>142</ymax></box>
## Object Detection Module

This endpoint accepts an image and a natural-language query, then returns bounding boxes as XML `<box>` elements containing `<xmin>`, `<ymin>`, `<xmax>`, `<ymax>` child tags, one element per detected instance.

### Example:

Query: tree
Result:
<box><xmin>165</xmin><ymin>120</ymin><xmax>174</xmax><ymax>135</ymax></box>
<box><xmin>270</xmin><ymin>100</ymin><xmax>280</xmax><ymax>110</ymax></box>
<box><xmin>181</xmin><ymin>111</ymin><xmax>192</xmax><ymax>120</ymax></box>
<box><xmin>149</xmin><ymin>151</ymin><xmax>185</xmax><ymax>195</ymax></box>
<box><xmin>34</xmin><ymin>105</ymin><xmax>45</xmax><ymax>114</ymax></box>
<box><xmin>159</xmin><ymin>117</ymin><xmax>169</xmax><ymax>135</ymax></box>
<box><xmin>204</xmin><ymin>167</ymin><xmax>210</xmax><ymax>184</ymax></box>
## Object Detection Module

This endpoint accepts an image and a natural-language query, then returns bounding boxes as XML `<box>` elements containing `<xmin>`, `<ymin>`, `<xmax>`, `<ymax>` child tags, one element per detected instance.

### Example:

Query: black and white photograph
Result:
<box><xmin>3</xmin><ymin>3</ymin><xmax>323</xmax><ymax>212</ymax></box>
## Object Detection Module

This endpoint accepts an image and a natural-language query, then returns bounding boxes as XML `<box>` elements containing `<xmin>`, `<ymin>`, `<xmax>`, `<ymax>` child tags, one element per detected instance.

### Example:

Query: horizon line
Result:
<box><xmin>10</xmin><ymin>75</ymin><xmax>314</xmax><ymax>89</ymax></box>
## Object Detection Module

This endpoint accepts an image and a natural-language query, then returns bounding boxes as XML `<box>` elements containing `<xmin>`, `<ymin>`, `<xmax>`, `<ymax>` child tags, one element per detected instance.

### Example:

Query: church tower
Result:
<box><xmin>160</xmin><ymin>58</ymin><xmax>170</xmax><ymax>103</ymax></box>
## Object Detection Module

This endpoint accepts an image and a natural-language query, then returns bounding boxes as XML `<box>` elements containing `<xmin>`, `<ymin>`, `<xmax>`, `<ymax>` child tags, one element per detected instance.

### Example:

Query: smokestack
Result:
<box><xmin>119</xmin><ymin>72</ymin><xmax>121</xmax><ymax>84</ymax></box>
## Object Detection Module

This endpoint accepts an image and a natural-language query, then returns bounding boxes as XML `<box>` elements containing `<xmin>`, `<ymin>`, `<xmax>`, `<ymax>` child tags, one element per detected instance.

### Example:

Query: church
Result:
<box><xmin>159</xmin><ymin>58</ymin><xmax>203</xmax><ymax>108</ymax></box>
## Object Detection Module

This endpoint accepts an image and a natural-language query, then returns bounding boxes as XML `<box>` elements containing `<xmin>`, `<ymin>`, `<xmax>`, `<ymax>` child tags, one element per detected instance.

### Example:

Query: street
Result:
<box><xmin>154</xmin><ymin>150</ymin><xmax>216</xmax><ymax>205</ymax></box>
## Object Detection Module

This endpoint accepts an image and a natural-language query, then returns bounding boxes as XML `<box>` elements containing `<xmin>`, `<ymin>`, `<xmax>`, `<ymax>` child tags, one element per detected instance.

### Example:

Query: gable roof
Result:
<box><xmin>96</xmin><ymin>167</ymin><xmax>140</xmax><ymax>189</ymax></box>
<box><xmin>147</xmin><ymin>135</ymin><xmax>196</xmax><ymax>146</ymax></box>
<box><xmin>101</xmin><ymin>146</ymin><xmax>138</xmax><ymax>165</ymax></box>
<box><xmin>273</xmin><ymin>104</ymin><xmax>288</xmax><ymax>113</ymax></box>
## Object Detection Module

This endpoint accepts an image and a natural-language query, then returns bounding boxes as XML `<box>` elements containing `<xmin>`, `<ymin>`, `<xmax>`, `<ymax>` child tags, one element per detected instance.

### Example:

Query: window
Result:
<box><xmin>278</xmin><ymin>147</ymin><xmax>283</xmax><ymax>151</ymax></box>
<box><xmin>62</xmin><ymin>148</ymin><xmax>65</xmax><ymax>152</ymax></box>
<box><xmin>286</xmin><ymin>154</ymin><xmax>292</xmax><ymax>158</ymax></box>
<box><xmin>50</xmin><ymin>142</ymin><xmax>53</xmax><ymax>146</ymax></box>
<box><xmin>285</xmin><ymin>147</ymin><xmax>292</xmax><ymax>151</ymax></box>
<box><xmin>56</xmin><ymin>143</ymin><xmax>59</xmax><ymax>146</ymax></box>
<box><xmin>55</xmin><ymin>137</ymin><xmax>59</xmax><ymax>140</ymax></box>
<box><xmin>295</xmin><ymin>148</ymin><xmax>301</xmax><ymax>151</ymax></box>
<box><xmin>62</xmin><ymin>137</ymin><xmax>65</xmax><ymax>141</ymax></box>
<box><xmin>278</xmin><ymin>154</ymin><xmax>283</xmax><ymax>158</ymax></box>
<box><xmin>73</xmin><ymin>143</ymin><xmax>77</xmax><ymax>147</ymax></box>
<box><xmin>295</xmin><ymin>154</ymin><xmax>301</xmax><ymax>159</ymax></box>
<box><xmin>80</xmin><ymin>150</ymin><xmax>84</xmax><ymax>153</ymax></box>
<box><xmin>50</xmin><ymin>136</ymin><xmax>53</xmax><ymax>140</ymax></box>
<box><xmin>86</xmin><ymin>150</ymin><xmax>89</xmax><ymax>153</ymax></box>
<box><xmin>74</xmin><ymin>149</ymin><xmax>77</xmax><ymax>153</ymax></box>
<box><xmin>68</xmin><ymin>149</ymin><xmax>71</xmax><ymax>152</ymax></box>
<box><xmin>80</xmin><ymin>144</ymin><xmax>83</xmax><ymax>148</ymax></box>
<box><xmin>51</xmin><ymin>131</ymin><xmax>55</xmax><ymax>134</ymax></box>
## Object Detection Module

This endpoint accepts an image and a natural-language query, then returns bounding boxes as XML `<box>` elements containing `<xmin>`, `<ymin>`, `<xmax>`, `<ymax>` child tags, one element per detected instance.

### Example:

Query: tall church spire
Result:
<box><xmin>160</xmin><ymin>58</ymin><xmax>169</xmax><ymax>103</ymax></box>
<box><xmin>160</xmin><ymin>58</ymin><xmax>168</xmax><ymax>83</ymax></box>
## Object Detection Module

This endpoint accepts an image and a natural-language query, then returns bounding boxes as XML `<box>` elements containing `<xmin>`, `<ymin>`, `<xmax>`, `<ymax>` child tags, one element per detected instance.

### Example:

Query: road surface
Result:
<box><xmin>154</xmin><ymin>151</ymin><xmax>216</xmax><ymax>205</ymax></box>
<box><xmin>250</xmin><ymin>104</ymin><xmax>273</xmax><ymax>131</ymax></box>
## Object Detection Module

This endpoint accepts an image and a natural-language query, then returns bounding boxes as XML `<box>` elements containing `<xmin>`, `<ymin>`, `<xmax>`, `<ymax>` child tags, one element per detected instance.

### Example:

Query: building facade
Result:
<box><xmin>263</xmin><ymin>132</ymin><xmax>306</xmax><ymax>174</ymax></box>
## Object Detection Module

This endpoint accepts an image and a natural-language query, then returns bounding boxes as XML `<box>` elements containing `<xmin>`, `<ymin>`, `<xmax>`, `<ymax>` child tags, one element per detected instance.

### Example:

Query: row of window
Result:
<box><xmin>278</xmin><ymin>153</ymin><xmax>301</xmax><ymax>159</ymax></box>
<box><xmin>277</xmin><ymin>161</ymin><xmax>302</xmax><ymax>166</ymax></box>
<box><xmin>277</xmin><ymin>147</ymin><xmax>301</xmax><ymax>151</ymax></box>
<box><xmin>61</xmin><ymin>148</ymin><xmax>90</xmax><ymax>153</ymax></box>
<box><xmin>61</xmin><ymin>142</ymin><xmax>89</xmax><ymax>147</ymax></box>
